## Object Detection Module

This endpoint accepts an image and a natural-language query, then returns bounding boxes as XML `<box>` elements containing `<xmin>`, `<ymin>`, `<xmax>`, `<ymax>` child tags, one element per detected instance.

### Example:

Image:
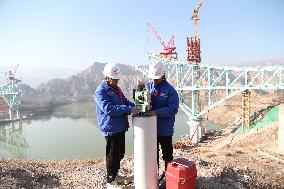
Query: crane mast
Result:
<box><xmin>187</xmin><ymin>0</ymin><xmax>203</xmax><ymax>64</ymax></box>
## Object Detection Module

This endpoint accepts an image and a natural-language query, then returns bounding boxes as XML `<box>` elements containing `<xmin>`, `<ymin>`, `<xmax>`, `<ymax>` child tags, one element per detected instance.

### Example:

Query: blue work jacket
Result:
<box><xmin>149</xmin><ymin>80</ymin><xmax>179</xmax><ymax>136</ymax></box>
<box><xmin>95</xmin><ymin>82</ymin><xmax>135</xmax><ymax>136</ymax></box>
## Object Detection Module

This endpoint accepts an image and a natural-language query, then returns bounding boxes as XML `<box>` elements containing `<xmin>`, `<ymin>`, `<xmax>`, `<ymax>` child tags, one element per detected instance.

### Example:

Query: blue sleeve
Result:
<box><xmin>155</xmin><ymin>88</ymin><xmax>179</xmax><ymax>118</ymax></box>
<box><xmin>125</xmin><ymin>98</ymin><xmax>135</xmax><ymax>107</ymax></box>
<box><xmin>95</xmin><ymin>89</ymin><xmax>132</xmax><ymax>116</ymax></box>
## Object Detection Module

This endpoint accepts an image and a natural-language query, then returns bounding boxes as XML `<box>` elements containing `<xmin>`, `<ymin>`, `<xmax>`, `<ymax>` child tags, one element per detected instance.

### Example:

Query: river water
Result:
<box><xmin>0</xmin><ymin>102</ymin><xmax>221</xmax><ymax>160</ymax></box>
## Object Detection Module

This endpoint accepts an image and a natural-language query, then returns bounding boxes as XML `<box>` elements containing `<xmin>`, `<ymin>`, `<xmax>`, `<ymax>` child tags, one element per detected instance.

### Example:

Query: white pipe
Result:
<box><xmin>133</xmin><ymin>116</ymin><xmax>157</xmax><ymax>189</ymax></box>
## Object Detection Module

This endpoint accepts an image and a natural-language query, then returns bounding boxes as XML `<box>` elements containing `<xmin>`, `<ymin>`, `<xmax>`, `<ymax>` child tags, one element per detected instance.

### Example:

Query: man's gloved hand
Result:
<box><xmin>131</xmin><ymin>107</ymin><xmax>139</xmax><ymax>116</ymax></box>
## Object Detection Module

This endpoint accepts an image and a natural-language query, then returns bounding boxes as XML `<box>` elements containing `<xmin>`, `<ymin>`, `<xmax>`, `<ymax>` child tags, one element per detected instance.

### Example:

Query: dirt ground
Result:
<box><xmin>184</xmin><ymin>123</ymin><xmax>284</xmax><ymax>189</ymax></box>
<box><xmin>0</xmin><ymin>123</ymin><xmax>283</xmax><ymax>189</ymax></box>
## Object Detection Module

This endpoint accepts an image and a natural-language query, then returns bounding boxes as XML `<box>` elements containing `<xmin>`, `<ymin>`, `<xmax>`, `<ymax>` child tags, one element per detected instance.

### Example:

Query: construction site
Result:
<box><xmin>0</xmin><ymin>0</ymin><xmax>284</xmax><ymax>189</ymax></box>
<box><xmin>0</xmin><ymin>106</ymin><xmax>283</xmax><ymax>188</ymax></box>
<box><xmin>0</xmin><ymin>64</ymin><xmax>23</xmax><ymax>122</ymax></box>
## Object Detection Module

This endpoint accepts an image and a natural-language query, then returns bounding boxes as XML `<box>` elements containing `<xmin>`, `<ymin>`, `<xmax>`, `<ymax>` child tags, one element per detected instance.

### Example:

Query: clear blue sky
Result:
<box><xmin>0</xmin><ymin>0</ymin><xmax>283</xmax><ymax>70</ymax></box>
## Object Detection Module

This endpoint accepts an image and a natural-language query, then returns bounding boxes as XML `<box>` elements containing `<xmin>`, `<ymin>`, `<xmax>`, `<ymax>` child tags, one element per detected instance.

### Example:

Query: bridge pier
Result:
<box><xmin>9</xmin><ymin>108</ymin><xmax>12</xmax><ymax>120</ymax></box>
<box><xmin>8</xmin><ymin>108</ymin><xmax>19</xmax><ymax>120</ymax></box>
<box><xmin>188</xmin><ymin>118</ymin><xmax>204</xmax><ymax>144</ymax></box>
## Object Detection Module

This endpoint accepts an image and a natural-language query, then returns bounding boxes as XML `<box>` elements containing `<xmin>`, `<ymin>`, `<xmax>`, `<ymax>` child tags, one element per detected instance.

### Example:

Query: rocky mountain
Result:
<box><xmin>19</xmin><ymin>67</ymin><xmax>79</xmax><ymax>88</ymax></box>
<box><xmin>21</xmin><ymin>62</ymin><xmax>143</xmax><ymax>111</ymax></box>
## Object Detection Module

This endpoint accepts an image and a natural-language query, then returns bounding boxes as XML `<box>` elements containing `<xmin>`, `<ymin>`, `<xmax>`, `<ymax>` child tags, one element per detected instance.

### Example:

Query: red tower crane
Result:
<box><xmin>147</xmin><ymin>22</ymin><xmax>177</xmax><ymax>59</ymax></box>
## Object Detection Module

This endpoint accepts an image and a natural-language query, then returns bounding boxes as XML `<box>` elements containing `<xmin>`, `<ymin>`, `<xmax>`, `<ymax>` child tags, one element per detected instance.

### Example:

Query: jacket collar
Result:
<box><xmin>101</xmin><ymin>81</ymin><xmax>112</xmax><ymax>90</ymax></box>
<box><xmin>153</xmin><ymin>80</ymin><xmax>167</xmax><ymax>88</ymax></box>
<box><xmin>102</xmin><ymin>81</ymin><xmax>120</xmax><ymax>93</ymax></box>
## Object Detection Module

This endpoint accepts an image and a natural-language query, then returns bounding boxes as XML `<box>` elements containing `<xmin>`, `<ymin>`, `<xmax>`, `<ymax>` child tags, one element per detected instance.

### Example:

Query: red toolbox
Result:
<box><xmin>165</xmin><ymin>158</ymin><xmax>197</xmax><ymax>189</ymax></box>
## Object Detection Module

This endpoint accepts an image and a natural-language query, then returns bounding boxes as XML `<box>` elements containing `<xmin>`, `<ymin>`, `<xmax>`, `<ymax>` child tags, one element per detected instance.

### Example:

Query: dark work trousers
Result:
<box><xmin>157</xmin><ymin>135</ymin><xmax>173</xmax><ymax>172</ymax></box>
<box><xmin>105</xmin><ymin>133</ymin><xmax>125</xmax><ymax>183</ymax></box>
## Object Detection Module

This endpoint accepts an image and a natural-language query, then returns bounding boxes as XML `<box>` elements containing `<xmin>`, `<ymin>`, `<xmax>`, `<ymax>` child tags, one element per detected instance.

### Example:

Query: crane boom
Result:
<box><xmin>13</xmin><ymin>64</ymin><xmax>19</xmax><ymax>76</ymax></box>
<box><xmin>147</xmin><ymin>22</ymin><xmax>167</xmax><ymax>49</ymax></box>
<box><xmin>147</xmin><ymin>22</ymin><xmax>177</xmax><ymax>59</ymax></box>
<box><xmin>8</xmin><ymin>64</ymin><xmax>20</xmax><ymax>81</ymax></box>
<box><xmin>167</xmin><ymin>36</ymin><xmax>175</xmax><ymax>48</ymax></box>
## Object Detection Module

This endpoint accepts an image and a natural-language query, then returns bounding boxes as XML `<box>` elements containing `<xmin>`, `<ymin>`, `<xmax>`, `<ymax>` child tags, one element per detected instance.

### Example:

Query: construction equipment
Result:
<box><xmin>133</xmin><ymin>83</ymin><xmax>151</xmax><ymax>115</ymax></box>
<box><xmin>187</xmin><ymin>0</ymin><xmax>203</xmax><ymax>64</ymax></box>
<box><xmin>191</xmin><ymin>0</ymin><xmax>204</xmax><ymax>38</ymax></box>
<box><xmin>166</xmin><ymin>158</ymin><xmax>197</xmax><ymax>189</ymax></box>
<box><xmin>187</xmin><ymin>36</ymin><xmax>201</xmax><ymax>63</ymax></box>
<box><xmin>8</xmin><ymin>64</ymin><xmax>19</xmax><ymax>80</ymax></box>
<box><xmin>147</xmin><ymin>22</ymin><xmax>177</xmax><ymax>60</ymax></box>
<box><xmin>6</xmin><ymin>64</ymin><xmax>21</xmax><ymax>84</ymax></box>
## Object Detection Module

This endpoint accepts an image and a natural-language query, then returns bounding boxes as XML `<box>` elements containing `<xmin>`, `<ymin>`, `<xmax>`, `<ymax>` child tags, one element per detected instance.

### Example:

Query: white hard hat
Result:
<box><xmin>149</xmin><ymin>61</ymin><xmax>165</xmax><ymax>79</ymax></box>
<box><xmin>103</xmin><ymin>63</ymin><xmax>121</xmax><ymax>79</ymax></box>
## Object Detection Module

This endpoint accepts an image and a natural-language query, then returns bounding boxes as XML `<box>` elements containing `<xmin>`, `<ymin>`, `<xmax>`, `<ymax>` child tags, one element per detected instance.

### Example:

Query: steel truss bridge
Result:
<box><xmin>0</xmin><ymin>78</ymin><xmax>23</xmax><ymax>120</ymax></box>
<box><xmin>137</xmin><ymin>54</ymin><xmax>284</xmax><ymax>121</ymax></box>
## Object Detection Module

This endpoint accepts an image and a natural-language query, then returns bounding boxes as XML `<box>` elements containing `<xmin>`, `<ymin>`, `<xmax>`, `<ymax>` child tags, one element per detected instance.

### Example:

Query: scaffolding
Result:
<box><xmin>242</xmin><ymin>90</ymin><xmax>251</xmax><ymax>130</ymax></box>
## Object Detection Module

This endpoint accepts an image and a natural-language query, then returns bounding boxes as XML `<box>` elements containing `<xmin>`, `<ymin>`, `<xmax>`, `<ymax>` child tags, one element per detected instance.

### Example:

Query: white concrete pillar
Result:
<box><xmin>16</xmin><ymin>110</ymin><xmax>19</xmax><ymax>119</ymax></box>
<box><xmin>9</xmin><ymin>108</ymin><xmax>12</xmax><ymax>120</ymax></box>
<box><xmin>278</xmin><ymin>105</ymin><xmax>284</xmax><ymax>152</ymax></box>
<box><xmin>199</xmin><ymin>121</ymin><xmax>205</xmax><ymax>140</ymax></box>
<box><xmin>133</xmin><ymin>116</ymin><xmax>157</xmax><ymax>189</ymax></box>
<box><xmin>188</xmin><ymin>119</ymin><xmax>202</xmax><ymax>144</ymax></box>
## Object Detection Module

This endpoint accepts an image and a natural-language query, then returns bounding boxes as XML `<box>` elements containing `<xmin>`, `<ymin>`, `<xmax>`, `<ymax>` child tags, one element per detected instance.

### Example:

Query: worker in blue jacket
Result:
<box><xmin>146</xmin><ymin>61</ymin><xmax>179</xmax><ymax>176</ymax></box>
<box><xmin>95</xmin><ymin>63</ymin><xmax>138</xmax><ymax>187</ymax></box>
